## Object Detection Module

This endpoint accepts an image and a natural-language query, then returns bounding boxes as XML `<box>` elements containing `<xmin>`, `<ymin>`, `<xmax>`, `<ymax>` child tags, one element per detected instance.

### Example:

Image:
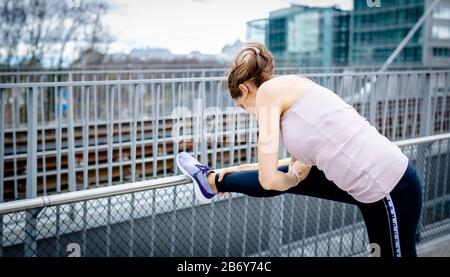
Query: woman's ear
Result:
<box><xmin>238</xmin><ymin>84</ymin><xmax>249</xmax><ymax>98</ymax></box>
<box><xmin>244</xmin><ymin>81</ymin><xmax>257</xmax><ymax>96</ymax></box>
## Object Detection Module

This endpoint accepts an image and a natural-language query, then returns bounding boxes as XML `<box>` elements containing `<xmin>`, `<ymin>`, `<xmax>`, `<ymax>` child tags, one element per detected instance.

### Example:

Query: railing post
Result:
<box><xmin>129</xmin><ymin>83</ymin><xmax>137</xmax><ymax>257</ymax></box>
<box><xmin>26</xmin><ymin>87</ymin><xmax>38</xmax><ymax>200</ymax></box>
<box><xmin>67</xmin><ymin>73</ymin><xmax>76</xmax><ymax>192</ymax></box>
<box><xmin>131</xmin><ymin>84</ymin><xmax>137</xmax><ymax>183</ymax></box>
<box><xmin>193</xmin><ymin>98</ymin><xmax>200</xmax><ymax>159</ymax></box>
<box><xmin>25</xmin><ymin>86</ymin><xmax>38</xmax><ymax>257</ymax></box>
<box><xmin>200</xmin><ymin>81</ymin><xmax>207</xmax><ymax>165</ymax></box>
<box><xmin>54</xmin><ymin>76</ymin><xmax>62</xmax><ymax>256</ymax></box>
<box><xmin>0</xmin><ymin>91</ymin><xmax>5</xmax><ymax>256</ymax></box>
<box><xmin>1</xmin><ymin>92</ymin><xmax>5</xmax><ymax>202</ymax></box>
<box><xmin>420</xmin><ymin>72</ymin><xmax>434</xmax><ymax>137</ymax></box>
<box><xmin>416</xmin><ymin>72</ymin><xmax>435</xmax><ymax>242</ymax></box>
<box><xmin>66</xmin><ymin>74</ymin><xmax>77</xmax><ymax>243</ymax></box>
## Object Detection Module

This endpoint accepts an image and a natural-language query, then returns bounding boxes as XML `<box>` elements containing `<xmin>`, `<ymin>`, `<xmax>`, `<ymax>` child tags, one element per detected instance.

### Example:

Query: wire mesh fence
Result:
<box><xmin>0</xmin><ymin>135</ymin><xmax>449</xmax><ymax>257</ymax></box>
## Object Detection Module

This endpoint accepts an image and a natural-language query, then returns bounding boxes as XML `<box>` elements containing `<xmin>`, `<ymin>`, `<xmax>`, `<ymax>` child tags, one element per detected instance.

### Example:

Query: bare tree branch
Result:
<box><xmin>0</xmin><ymin>0</ymin><xmax>113</xmax><ymax>68</ymax></box>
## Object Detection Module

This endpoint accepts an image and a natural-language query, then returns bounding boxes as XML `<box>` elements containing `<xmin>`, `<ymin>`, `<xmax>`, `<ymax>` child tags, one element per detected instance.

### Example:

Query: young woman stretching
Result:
<box><xmin>176</xmin><ymin>42</ymin><xmax>423</xmax><ymax>257</ymax></box>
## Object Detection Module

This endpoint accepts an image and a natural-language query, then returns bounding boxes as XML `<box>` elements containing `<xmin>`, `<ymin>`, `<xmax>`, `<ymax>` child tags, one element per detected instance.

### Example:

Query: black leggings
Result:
<box><xmin>214</xmin><ymin>161</ymin><xmax>423</xmax><ymax>257</ymax></box>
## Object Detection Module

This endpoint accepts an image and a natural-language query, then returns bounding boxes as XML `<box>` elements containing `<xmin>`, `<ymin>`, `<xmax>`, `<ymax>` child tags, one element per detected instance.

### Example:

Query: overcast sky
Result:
<box><xmin>104</xmin><ymin>0</ymin><xmax>353</xmax><ymax>55</ymax></box>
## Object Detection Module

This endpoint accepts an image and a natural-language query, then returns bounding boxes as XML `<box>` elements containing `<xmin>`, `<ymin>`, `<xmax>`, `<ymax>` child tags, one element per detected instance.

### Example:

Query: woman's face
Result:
<box><xmin>236</xmin><ymin>96</ymin><xmax>253</xmax><ymax>114</ymax></box>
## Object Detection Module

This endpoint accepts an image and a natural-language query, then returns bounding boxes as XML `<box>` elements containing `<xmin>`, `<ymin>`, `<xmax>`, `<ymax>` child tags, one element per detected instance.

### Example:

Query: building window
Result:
<box><xmin>433</xmin><ymin>47</ymin><xmax>450</xmax><ymax>57</ymax></box>
<box><xmin>433</xmin><ymin>6</ymin><xmax>450</xmax><ymax>20</ymax></box>
<box><xmin>432</xmin><ymin>25</ymin><xmax>450</xmax><ymax>40</ymax></box>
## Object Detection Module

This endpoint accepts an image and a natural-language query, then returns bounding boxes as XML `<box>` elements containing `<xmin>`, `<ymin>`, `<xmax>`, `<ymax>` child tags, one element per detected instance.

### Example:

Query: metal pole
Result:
<box><xmin>0</xmin><ymin>91</ymin><xmax>5</xmax><ymax>257</ymax></box>
<box><xmin>25</xmin><ymin>86</ymin><xmax>38</xmax><ymax>257</ymax></box>
<box><xmin>0</xmin><ymin>92</ymin><xmax>5</xmax><ymax>202</ymax></box>
<box><xmin>67</xmin><ymin>74</ymin><xmax>76</xmax><ymax>192</ymax></box>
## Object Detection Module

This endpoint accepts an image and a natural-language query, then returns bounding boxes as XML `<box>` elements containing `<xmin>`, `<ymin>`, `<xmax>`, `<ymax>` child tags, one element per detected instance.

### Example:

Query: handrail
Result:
<box><xmin>1</xmin><ymin>69</ymin><xmax>449</xmax><ymax>89</ymax></box>
<box><xmin>0</xmin><ymin>68</ymin><xmax>230</xmax><ymax>75</ymax></box>
<box><xmin>0</xmin><ymin>175</ymin><xmax>191</xmax><ymax>215</ymax></box>
<box><xmin>395</xmin><ymin>133</ymin><xmax>450</xmax><ymax>147</ymax></box>
<box><xmin>0</xmin><ymin>65</ymin><xmax>445</xmax><ymax>76</ymax></box>
<box><xmin>0</xmin><ymin>132</ymin><xmax>449</xmax><ymax>215</ymax></box>
<box><xmin>0</xmin><ymin>66</ymin><xmax>439</xmax><ymax>76</ymax></box>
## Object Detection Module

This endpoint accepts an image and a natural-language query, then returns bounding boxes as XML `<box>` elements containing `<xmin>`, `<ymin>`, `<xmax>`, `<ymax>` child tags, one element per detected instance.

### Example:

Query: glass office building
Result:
<box><xmin>246</xmin><ymin>18</ymin><xmax>268</xmax><ymax>45</ymax></box>
<box><xmin>333</xmin><ymin>10</ymin><xmax>350</xmax><ymax>66</ymax></box>
<box><xmin>350</xmin><ymin>0</ymin><xmax>450</xmax><ymax>66</ymax></box>
<box><xmin>261</xmin><ymin>5</ymin><xmax>350</xmax><ymax>67</ymax></box>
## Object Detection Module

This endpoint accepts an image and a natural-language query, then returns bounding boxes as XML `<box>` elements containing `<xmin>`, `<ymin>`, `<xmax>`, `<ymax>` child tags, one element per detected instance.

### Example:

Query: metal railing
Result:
<box><xmin>1</xmin><ymin>70</ymin><xmax>449</xmax><ymax>202</ymax></box>
<box><xmin>1</xmin><ymin>66</ymin><xmax>444</xmax><ymax>83</ymax></box>
<box><xmin>0</xmin><ymin>68</ymin><xmax>450</xmax><ymax>256</ymax></box>
<box><xmin>0</xmin><ymin>133</ymin><xmax>449</xmax><ymax>257</ymax></box>
<box><xmin>0</xmin><ymin>67</ymin><xmax>307</xmax><ymax>83</ymax></box>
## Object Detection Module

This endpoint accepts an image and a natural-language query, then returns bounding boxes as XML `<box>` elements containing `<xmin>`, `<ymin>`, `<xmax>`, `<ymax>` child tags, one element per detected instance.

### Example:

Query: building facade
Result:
<box><xmin>246</xmin><ymin>18</ymin><xmax>268</xmax><ymax>45</ymax></box>
<box><xmin>350</xmin><ymin>0</ymin><xmax>450</xmax><ymax>67</ymax></box>
<box><xmin>261</xmin><ymin>4</ymin><xmax>350</xmax><ymax>67</ymax></box>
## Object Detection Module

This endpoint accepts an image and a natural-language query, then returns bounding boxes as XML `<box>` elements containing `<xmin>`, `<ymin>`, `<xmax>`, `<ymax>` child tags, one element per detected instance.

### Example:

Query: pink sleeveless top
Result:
<box><xmin>280</xmin><ymin>82</ymin><xmax>409</xmax><ymax>203</ymax></box>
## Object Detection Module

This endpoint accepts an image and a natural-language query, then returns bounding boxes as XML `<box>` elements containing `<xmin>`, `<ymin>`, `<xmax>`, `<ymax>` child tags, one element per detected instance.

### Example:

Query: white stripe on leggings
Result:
<box><xmin>384</xmin><ymin>194</ymin><xmax>402</xmax><ymax>257</ymax></box>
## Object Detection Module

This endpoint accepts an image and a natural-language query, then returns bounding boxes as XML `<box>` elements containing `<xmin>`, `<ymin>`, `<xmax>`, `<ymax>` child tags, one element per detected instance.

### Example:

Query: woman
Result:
<box><xmin>176</xmin><ymin>42</ymin><xmax>423</xmax><ymax>257</ymax></box>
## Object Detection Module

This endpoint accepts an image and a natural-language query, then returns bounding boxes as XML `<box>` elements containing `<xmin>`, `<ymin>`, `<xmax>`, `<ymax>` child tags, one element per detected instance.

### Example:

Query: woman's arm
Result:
<box><xmin>217</xmin><ymin>157</ymin><xmax>295</xmax><ymax>182</ymax></box>
<box><xmin>237</xmin><ymin>157</ymin><xmax>292</xmax><ymax>171</ymax></box>
<box><xmin>255</xmin><ymin>84</ymin><xmax>299</xmax><ymax>192</ymax></box>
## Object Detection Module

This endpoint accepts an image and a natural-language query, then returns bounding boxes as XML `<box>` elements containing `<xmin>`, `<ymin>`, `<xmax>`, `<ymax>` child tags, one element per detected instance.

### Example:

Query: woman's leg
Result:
<box><xmin>213</xmin><ymin>166</ymin><xmax>284</xmax><ymax>197</ymax></box>
<box><xmin>215</xmin><ymin>165</ymin><xmax>359</xmax><ymax>205</ymax></box>
<box><xmin>215</xmin><ymin>161</ymin><xmax>422</xmax><ymax>257</ymax></box>
<box><xmin>358</xmin><ymin>162</ymin><xmax>423</xmax><ymax>257</ymax></box>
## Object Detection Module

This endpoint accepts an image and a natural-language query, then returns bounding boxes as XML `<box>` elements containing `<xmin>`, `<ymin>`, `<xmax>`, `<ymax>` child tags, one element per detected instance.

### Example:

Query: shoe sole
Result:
<box><xmin>176</xmin><ymin>155</ymin><xmax>213</xmax><ymax>204</ymax></box>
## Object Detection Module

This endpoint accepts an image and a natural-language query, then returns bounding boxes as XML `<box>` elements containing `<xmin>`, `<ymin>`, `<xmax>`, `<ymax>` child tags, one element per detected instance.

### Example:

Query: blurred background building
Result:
<box><xmin>246</xmin><ymin>18</ymin><xmax>268</xmax><ymax>46</ymax></box>
<box><xmin>262</xmin><ymin>5</ymin><xmax>350</xmax><ymax>67</ymax></box>
<box><xmin>350</xmin><ymin>0</ymin><xmax>450</xmax><ymax>67</ymax></box>
<box><xmin>245</xmin><ymin>0</ymin><xmax>450</xmax><ymax>68</ymax></box>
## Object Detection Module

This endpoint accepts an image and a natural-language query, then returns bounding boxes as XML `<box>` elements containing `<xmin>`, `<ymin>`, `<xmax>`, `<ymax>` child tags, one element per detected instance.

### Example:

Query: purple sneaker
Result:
<box><xmin>176</xmin><ymin>152</ymin><xmax>216</xmax><ymax>204</ymax></box>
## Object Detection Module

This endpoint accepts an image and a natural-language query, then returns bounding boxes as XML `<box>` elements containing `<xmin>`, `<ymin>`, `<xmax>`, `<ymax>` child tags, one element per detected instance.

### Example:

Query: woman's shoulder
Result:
<box><xmin>258</xmin><ymin>75</ymin><xmax>313</xmax><ymax>96</ymax></box>
<box><xmin>261</xmin><ymin>74</ymin><xmax>312</xmax><ymax>86</ymax></box>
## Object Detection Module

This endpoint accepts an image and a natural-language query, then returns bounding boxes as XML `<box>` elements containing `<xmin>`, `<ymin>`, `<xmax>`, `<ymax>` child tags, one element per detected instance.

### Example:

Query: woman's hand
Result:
<box><xmin>288</xmin><ymin>161</ymin><xmax>312</xmax><ymax>184</ymax></box>
<box><xmin>216</xmin><ymin>166</ymin><xmax>241</xmax><ymax>196</ymax></box>
<box><xmin>217</xmin><ymin>166</ymin><xmax>240</xmax><ymax>182</ymax></box>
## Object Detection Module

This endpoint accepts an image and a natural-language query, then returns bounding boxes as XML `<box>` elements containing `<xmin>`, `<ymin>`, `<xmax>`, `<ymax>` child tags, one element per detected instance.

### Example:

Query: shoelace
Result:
<box><xmin>195</xmin><ymin>164</ymin><xmax>211</xmax><ymax>175</ymax></box>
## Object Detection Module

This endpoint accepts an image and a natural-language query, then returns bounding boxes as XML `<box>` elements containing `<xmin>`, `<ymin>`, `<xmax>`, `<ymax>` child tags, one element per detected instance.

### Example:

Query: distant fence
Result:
<box><xmin>1</xmin><ymin>66</ymin><xmax>443</xmax><ymax>83</ymax></box>
<box><xmin>0</xmin><ymin>70</ymin><xmax>449</xmax><ymax>201</ymax></box>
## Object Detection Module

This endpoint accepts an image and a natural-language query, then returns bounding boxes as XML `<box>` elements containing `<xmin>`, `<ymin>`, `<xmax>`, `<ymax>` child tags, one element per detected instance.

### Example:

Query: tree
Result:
<box><xmin>0</xmin><ymin>0</ymin><xmax>27</xmax><ymax>65</ymax></box>
<box><xmin>0</xmin><ymin>0</ymin><xmax>113</xmax><ymax>69</ymax></box>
